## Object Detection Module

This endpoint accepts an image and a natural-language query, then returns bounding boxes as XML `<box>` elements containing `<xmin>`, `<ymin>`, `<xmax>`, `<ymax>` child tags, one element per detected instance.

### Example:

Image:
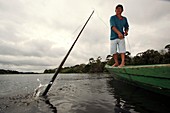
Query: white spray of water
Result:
<box><xmin>33</xmin><ymin>78</ymin><xmax>48</xmax><ymax>98</ymax></box>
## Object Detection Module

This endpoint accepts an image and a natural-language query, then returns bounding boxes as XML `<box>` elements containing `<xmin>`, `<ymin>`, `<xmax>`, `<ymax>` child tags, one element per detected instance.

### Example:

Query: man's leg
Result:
<box><xmin>119</xmin><ymin>53</ymin><xmax>125</xmax><ymax>67</ymax></box>
<box><xmin>118</xmin><ymin>39</ymin><xmax>126</xmax><ymax>67</ymax></box>
<box><xmin>113</xmin><ymin>53</ymin><xmax>119</xmax><ymax>67</ymax></box>
<box><xmin>110</xmin><ymin>39</ymin><xmax>119</xmax><ymax>67</ymax></box>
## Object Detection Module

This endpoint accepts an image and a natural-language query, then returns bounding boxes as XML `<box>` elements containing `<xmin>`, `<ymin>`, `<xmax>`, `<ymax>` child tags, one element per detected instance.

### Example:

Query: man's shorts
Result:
<box><xmin>110</xmin><ymin>38</ymin><xmax>126</xmax><ymax>55</ymax></box>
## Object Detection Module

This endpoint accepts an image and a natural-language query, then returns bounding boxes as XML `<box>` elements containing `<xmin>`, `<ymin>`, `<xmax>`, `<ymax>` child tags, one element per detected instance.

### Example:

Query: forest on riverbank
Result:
<box><xmin>0</xmin><ymin>69</ymin><xmax>38</xmax><ymax>74</ymax></box>
<box><xmin>44</xmin><ymin>44</ymin><xmax>170</xmax><ymax>73</ymax></box>
<box><xmin>0</xmin><ymin>44</ymin><xmax>169</xmax><ymax>74</ymax></box>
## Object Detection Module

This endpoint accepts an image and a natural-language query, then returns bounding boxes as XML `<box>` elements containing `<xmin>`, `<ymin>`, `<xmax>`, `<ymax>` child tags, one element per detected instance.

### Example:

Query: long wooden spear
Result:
<box><xmin>42</xmin><ymin>10</ymin><xmax>94</xmax><ymax>96</ymax></box>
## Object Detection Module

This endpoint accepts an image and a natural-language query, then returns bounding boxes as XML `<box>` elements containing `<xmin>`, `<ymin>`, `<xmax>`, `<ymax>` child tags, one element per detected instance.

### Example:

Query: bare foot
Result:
<box><xmin>118</xmin><ymin>64</ymin><xmax>125</xmax><ymax>68</ymax></box>
<box><xmin>112</xmin><ymin>63</ymin><xmax>119</xmax><ymax>67</ymax></box>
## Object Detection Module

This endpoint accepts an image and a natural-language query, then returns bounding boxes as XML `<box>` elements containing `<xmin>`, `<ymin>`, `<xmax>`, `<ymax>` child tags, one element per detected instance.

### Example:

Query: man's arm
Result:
<box><xmin>124</xmin><ymin>17</ymin><xmax>129</xmax><ymax>36</ymax></box>
<box><xmin>112</xmin><ymin>26</ymin><xmax>124</xmax><ymax>39</ymax></box>
<box><xmin>124</xmin><ymin>29</ymin><xmax>129</xmax><ymax>36</ymax></box>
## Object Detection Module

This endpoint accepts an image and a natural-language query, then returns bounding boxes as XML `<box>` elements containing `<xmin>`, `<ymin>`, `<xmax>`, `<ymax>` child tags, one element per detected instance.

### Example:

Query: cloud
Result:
<box><xmin>0</xmin><ymin>0</ymin><xmax>170</xmax><ymax>72</ymax></box>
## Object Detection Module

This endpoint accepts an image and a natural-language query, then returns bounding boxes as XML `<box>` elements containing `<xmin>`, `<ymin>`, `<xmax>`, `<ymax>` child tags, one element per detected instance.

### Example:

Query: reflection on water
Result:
<box><xmin>44</xmin><ymin>97</ymin><xmax>57</xmax><ymax>113</ymax></box>
<box><xmin>107</xmin><ymin>78</ymin><xmax>170</xmax><ymax>113</ymax></box>
<box><xmin>0</xmin><ymin>74</ymin><xmax>170</xmax><ymax>113</ymax></box>
<box><xmin>114</xmin><ymin>97</ymin><xmax>131</xmax><ymax>113</ymax></box>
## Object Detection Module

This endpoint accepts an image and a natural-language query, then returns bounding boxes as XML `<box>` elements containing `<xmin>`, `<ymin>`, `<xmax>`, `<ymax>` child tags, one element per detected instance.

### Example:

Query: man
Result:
<box><xmin>110</xmin><ymin>4</ymin><xmax>129</xmax><ymax>67</ymax></box>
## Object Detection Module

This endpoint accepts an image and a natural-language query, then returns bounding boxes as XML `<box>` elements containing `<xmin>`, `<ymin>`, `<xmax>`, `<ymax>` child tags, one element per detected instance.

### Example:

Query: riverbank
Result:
<box><xmin>0</xmin><ymin>69</ymin><xmax>39</xmax><ymax>74</ymax></box>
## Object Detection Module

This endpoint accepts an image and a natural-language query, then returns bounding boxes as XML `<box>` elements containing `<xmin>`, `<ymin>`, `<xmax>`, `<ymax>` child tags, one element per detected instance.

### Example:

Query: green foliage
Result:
<box><xmin>130</xmin><ymin>49</ymin><xmax>170</xmax><ymax>65</ymax></box>
<box><xmin>0</xmin><ymin>69</ymin><xmax>38</xmax><ymax>74</ymax></box>
<box><xmin>1</xmin><ymin>45</ymin><xmax>170</xmax><ymax>74</ymax></box>
<box><xmin>61</xmin><ymin>64</ymin><xmax>86</xmax><ymax>73</ymax></box>
<box><xmin>0</xmin><ymin>69</ymin><xmax>20</xmax><ymax>74</ymax></box>
<box><xmin>44</xmin><ymin>69</ymin><xmax>56</xmax><ymax>73</ymax></box>
<box><xmin>165</xmin><ymin>44</ymin><xmax>170</xmax><ymax>52</ymax></box>
<box><xmin>44</xmin><ymin>57</ymin><xmax>107</xmax><ymax>73</ymax></box>
<box><xmin>44</xmin><ymin>44</ymin><xmax>170</xmax><ymax>73</ymax></box>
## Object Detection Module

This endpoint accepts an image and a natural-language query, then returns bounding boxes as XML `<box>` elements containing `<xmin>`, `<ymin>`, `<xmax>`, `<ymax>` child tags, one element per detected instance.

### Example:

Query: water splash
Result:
<box><xmin>33</xmin><ymin>79</ymin><xmax>48</xmax><ymax>98</ymax></box>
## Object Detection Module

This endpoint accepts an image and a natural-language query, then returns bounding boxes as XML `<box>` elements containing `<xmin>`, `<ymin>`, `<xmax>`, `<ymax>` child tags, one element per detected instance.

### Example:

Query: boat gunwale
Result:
<box><xmin>106</xmin><ymin>64</ymin><xmax>170</xmax><ymax>69</ymax></box>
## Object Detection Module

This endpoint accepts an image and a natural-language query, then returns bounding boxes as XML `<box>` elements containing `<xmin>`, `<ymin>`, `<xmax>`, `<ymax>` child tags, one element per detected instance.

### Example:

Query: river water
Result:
<box><xmin>0</xmin><ymin>74</ymin><xmax>169</xmax><ymax>113</ymax></box>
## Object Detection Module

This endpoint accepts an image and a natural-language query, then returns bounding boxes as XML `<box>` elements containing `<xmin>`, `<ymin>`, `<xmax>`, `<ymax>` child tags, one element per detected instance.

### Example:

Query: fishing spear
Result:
<box><xmin>42</xmin><ymin>10</ymin><xmax>94</xmax><ymax>96</ymax></box>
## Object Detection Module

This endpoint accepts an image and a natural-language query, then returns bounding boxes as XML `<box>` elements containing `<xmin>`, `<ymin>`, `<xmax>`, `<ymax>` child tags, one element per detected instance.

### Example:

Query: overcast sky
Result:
<box><xmin>0</xmin><ymin>0</ymin><xmax>170</xmax><ymax>72</ymax></box>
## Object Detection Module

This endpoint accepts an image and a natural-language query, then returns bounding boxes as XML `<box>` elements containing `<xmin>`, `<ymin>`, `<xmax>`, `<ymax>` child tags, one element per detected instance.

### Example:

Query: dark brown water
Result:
<box><xmin>0</xmin><ymin>74</ymin><xmax>169</xmax><ymax>113</ymax></box>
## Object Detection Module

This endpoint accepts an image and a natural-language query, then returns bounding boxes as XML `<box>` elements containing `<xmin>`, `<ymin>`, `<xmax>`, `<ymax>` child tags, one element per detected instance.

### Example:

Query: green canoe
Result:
<box><xmin>105</xmin><ymin>64</ymin><xmax>170</xmax><ymax>96</ymax></box>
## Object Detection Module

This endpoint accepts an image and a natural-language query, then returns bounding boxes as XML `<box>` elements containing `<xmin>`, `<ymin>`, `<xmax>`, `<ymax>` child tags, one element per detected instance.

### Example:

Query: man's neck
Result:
<box><xmin>116</xmin><ymin>14</ymin><xmax>123</xmax><ymax>19</ymax></box>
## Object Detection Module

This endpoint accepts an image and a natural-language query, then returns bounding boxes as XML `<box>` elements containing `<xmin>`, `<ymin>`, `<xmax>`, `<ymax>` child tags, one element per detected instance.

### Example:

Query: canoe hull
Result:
<box><xmin>105</xmin><ymin>64</ymin><xmax>170</xmax><ymax>96</ymax></box>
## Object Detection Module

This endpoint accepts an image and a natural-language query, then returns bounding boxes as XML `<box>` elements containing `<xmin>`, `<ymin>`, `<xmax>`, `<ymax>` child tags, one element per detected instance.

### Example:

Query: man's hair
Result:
<box><xmin>116</xmin><ymin>4</ymin><xmax>123</xmax><ymax>11</ymax></box>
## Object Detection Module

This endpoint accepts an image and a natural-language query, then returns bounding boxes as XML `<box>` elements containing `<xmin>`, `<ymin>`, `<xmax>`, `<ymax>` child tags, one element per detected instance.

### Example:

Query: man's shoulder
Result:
<box><xmin>122</xmin><ymin>16</ymin><xmax>127</xmax><ymax>20</ymax></box>
<box><xmin>110</xmin><ymin>15</ymin><xmax>116</xmax><ymax>20</ymax></box>
<box><xmin>110</xmin><ymin>15</ymin><xmax>116</xmax><ymax>18</ymax></box>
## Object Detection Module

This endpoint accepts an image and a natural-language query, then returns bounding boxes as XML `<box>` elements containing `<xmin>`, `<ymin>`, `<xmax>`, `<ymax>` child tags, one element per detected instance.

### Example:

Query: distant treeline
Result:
<box><xmin>0</xmin><ymin>69</ymin><xmax>38</xmax><ymax>74</ymax></box>
<box><xmin>44</xmin><ymin>57</ymin><xmax>107</xmax><ymax>74</ymax></box>
<box><xmin>44</xmin><ymin>44</ymin><xmax>170</xmax><ymax>73</ymax></box>
<box><xmin>1</xmin><ymin>44</ymin><xmax>169</xmax><ymax>74</ymax></box>
<box><xmin>0</xmin><ymin>69</ymin><xmax>20</xmax><ymax>74</ymax></box>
